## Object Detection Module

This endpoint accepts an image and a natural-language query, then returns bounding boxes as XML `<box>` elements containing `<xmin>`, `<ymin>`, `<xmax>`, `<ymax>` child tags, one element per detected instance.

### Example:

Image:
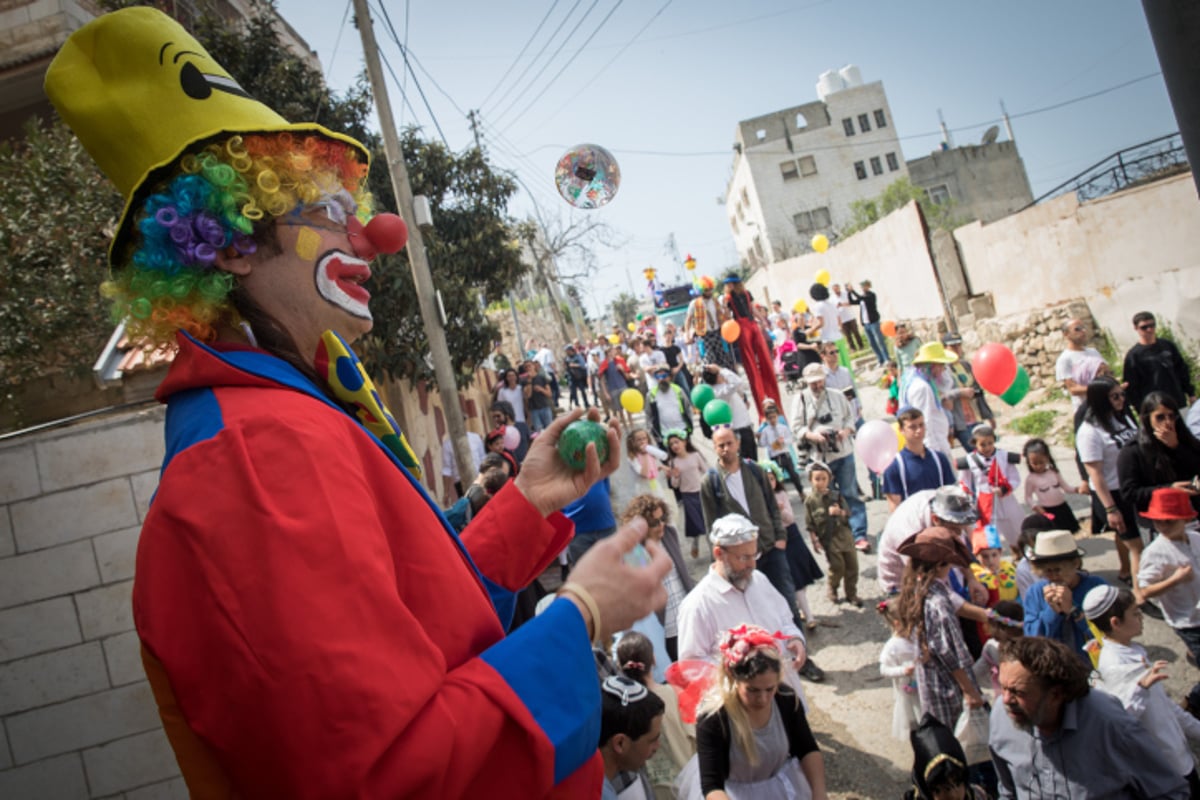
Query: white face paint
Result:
<box><xmin>313</xmin><ymin>249</ymin><xmax>372</xmax><ymax>321</ymax></box>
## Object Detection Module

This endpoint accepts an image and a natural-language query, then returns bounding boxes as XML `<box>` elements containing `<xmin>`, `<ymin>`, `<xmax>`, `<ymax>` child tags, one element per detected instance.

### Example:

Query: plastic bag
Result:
<box><xmin>954</xmin><ymin>704</ymin><xmax>991</xmax><ymax>765</ymax></box>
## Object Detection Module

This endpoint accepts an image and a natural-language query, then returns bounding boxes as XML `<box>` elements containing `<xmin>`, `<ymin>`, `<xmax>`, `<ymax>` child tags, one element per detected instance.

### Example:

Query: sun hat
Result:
<box><xmin>1027</xmin><ymin>530</ymin><xmax>1085</xmax><ymax>563</ymax></box>
<box><xmin>897</xmin><ymin>526</ymin><xmax>972</xmax><ymax>568</ymax></box>
<box><xmin>802</xmin><ymin>363</ymin><xmax>825</xmax><ymax>381</ymax></box>
<box><xmin>1142</xmin><ymin>487</ymin><xmax>1198</xmax><ymax>521</ymax></box>
<box><xmin>1082</xmin><ymin>585</ymin><xmax>1121</xmax><ymax>621</ymax></box>
<box><xmin>912</xmin><ymin>342</ymin><xmax>958</xmax><ymax>365</ymax></box>
<box><xmin>709</xmin><ymin>513</ymin><xmax>759</xmax><ymax>547</ymax></box>
<box><xmin>44</xmin><ymin>7</ymin><xmax>371</xmax><ymax>271</ymax></box>
<box><xmin>930</xmin><ymin>485</ymin><xmax>979</xmax><ymax>526</ymax></box>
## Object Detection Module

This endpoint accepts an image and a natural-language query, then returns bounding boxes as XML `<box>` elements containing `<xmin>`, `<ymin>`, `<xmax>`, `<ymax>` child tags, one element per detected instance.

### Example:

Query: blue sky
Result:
<box><xmin>276</xmin><ymin>0</ymin><xmax>1176</xmax><ymax>320</ymax></box>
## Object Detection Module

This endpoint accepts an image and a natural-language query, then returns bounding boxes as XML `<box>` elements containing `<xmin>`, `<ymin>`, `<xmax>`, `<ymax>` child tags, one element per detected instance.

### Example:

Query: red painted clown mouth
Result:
<box><xmin>315</xmin><ymin>251</ymin><xmax>373</xmax><ymax>319</ymax></box>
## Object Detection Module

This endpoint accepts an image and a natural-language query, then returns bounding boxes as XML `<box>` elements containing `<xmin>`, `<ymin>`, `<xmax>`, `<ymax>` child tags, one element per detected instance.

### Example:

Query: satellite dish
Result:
<box><xmin>981</xmin><ymin>125</ymin><xmax>1000</xmax><ymax>145</ymax></box>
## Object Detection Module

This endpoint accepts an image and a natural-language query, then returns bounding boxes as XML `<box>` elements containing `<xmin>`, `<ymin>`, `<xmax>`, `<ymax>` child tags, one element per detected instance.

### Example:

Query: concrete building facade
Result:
<box><xmin>907</xmin><ymin>140</ymin><xmax>1034</xmax><ymax>225</ymax></box>
<box><xmin>726</xmin><ymin>67</ymin><xmax>907</xmax><ymax>268</ymax></box>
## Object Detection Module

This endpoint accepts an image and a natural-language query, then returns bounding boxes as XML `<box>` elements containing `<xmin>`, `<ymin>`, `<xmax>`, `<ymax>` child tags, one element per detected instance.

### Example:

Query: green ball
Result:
<box><xmin>557</xmin><ymin>419</ymin><xmax>611</xmax><ymax>470</ymax></box>
<box><xmin>690</xmin><ymin>384</ymin><xmax>715</xmax><ymax>409</ymax></box>
<box><xmin>703</xmin><ymin>399</ymin><xmax>733</xmax><ymax>426</ymax></box>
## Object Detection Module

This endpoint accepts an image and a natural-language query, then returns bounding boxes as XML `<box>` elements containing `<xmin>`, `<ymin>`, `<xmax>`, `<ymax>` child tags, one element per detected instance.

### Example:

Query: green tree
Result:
<box><xmin>841</xmin><ymin>176</ymin><xmax>965</xmax><ymax>237</ymax></box>
<box><xmin>610</xmin><ymin>292</ymin><xmax>639</xmax><ymax>329</ymax></box>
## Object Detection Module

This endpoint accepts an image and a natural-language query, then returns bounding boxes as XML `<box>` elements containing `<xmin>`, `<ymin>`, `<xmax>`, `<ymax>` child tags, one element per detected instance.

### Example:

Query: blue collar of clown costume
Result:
<box><xmin>168</xmin><ymin>330</ymin><xmax>516</xmax><ymax>622</ymax></box>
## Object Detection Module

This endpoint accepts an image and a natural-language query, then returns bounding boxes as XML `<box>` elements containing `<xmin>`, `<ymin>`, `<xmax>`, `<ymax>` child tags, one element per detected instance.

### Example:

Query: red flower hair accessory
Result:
<box><xmin>717</xmin><ymin>624</ymin><xmax>786</xmax><ymax>670</ymax></box>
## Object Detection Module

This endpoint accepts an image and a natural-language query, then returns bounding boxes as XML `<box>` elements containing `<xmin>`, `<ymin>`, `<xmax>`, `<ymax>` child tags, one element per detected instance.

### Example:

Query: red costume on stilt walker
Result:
<box><xmin>723</xmin><ymin>276</ymin><xmax>782</xmax><ymax>416</ymax></box>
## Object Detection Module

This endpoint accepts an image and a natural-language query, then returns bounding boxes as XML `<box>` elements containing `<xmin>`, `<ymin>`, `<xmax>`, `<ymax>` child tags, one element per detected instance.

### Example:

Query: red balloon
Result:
<box><xmin>973</xmin><ymin>342</ymin><xmax>1018</xmax><ymax>395</ymax></box>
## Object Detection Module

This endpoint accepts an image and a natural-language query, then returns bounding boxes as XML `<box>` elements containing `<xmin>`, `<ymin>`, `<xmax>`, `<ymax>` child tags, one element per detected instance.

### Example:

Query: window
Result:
<box><xmin>755</xmin><ymin>129</ymin><xmax>767</xmax><ymax>142</ymax></box>
<box><xmin>927</xmin><ymin>184</ymin><xmax>951</xmax><ymax>205</ymax></box>
<box><xmin>854</xmin><ymin>161</ymin><xmax>867</xmax><ymax>180</ymax></box>
<box><xmin>886</xmin><ymin>152</ymin><xmax>900</xmax><ymax>171</ymax></box>
<box><xmin>793</xmin><ymin>211</ymin><xmax>813</xmax><ymax>234</ymax></box>
<box><xmin>870</xmin><ymin>156</ymin><xmax>883</xmax><ymax>176</ymax></box>
<box><xmin>793</xmin><ymin>206</ymin><xmax>831</xmax><ymax>234</ymax></box>
<box><xmin>780</xmin><ymin>160</ymin><xmax>799</xmax><ymax>181</ymax></box>
<box><xmin>812</xmin><ymin>206</ymin><xmax>831</xmax><ymax>229</ymax></box>
<box><xmin>730</xmin><ymin>216</ymin><xmax>739</xmax><ymax>234</ymax></box>
<box><xmin>737</xmin><ymin>203</ymin><xmax>745</xmax><ymax>221</ymax></box>
<box><xmin>798</xmin><ymin>155</ymin><xmax>817</xmax><ymax>176</ymax></box>
<box><xmin>858</xmin><ymin>113</ymin><xmax>871</xmax><ymax>133</ymax></box>
<box><xmin>842</xmin><ymin>118</ymin><xmax>855</xmax><ymax>137</ymax></box>
<box><xmin>795</xmin><ymin>112</ymin><xmax>809</xmax><ymax>130</ymax></box>
<box><xmin>741</xmin><ymin>188</ymin><xmax>750</xmax><ymax>206</ymax></box>
<box><xmin>874</xmin><ymin>109</ymin><xmax>887</xmax><ymax>128</ymax></box>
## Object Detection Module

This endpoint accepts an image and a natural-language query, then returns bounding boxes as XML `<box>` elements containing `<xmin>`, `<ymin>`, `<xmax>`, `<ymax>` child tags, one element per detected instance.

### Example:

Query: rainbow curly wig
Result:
<box><xmin>102</xmin><ymin>133</ymin><xmax>371</xmax><ymax>346</ymax></box>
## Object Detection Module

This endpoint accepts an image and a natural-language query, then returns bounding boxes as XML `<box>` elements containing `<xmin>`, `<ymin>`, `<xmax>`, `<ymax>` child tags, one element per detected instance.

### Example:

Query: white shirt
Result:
<box><xmin>723</xmin><ymin>468</ymin><xmax>750</xmax><ymax>515</ymax></box>
<box><xmin>822</xmin><ymin>364</ymin><xmax>861</xmax><ymax>420</ymax></box>
<box><xmin>440</xmin><ymin>432</ymin><xmax>486</xmax><ymax>480</ymax></box>
<box><xmin>1138</xmin><ymin>532</ymin><xmax>1200</xmax><ymax>629</ymax></box>
<box><xmin>790</xmin><ymin>388</ymin><xmax>855</xmax><ymax>462</ymax></box>
<box><xmin>757</xmin><ymin>419</ymin><xmax>794</xmax><ymax>456</ymax></box>
<box><xmin>534</xmin><ymin>347</ymin><xmax>556</xmax><ymax>373</ymax></box>
<box><xmin>877</xmin><ymin>490</ymin><xmax>938</xmax><ymax>593</ymax></box>
<box><xmin>811</xmin><ymin>299</ymin><xmax>843</xmax><ymax>343</ymax></box>
<box><xmin>711</xmin><ymin>368</ymin><xmax>753</xmax><ymax>429</ymax></box>
<box><xmin>654</xmin><ymin>386</ymin><xmax>688</xmax><ymax>432</ymax></box>
<box><xmin>1076</xmin><ymin>418</ymin><xmax>1137</xmax><ymax>491</ymax></box>
<box><xmin>496</xmin><ymin>385</ymin><xmax>526</xmax><ymax>423</ymax></box>
<box><xmin>1055</xmin><ymin>347</ymin><xmax>1103</xmax><ymax>410</ymax></box>
<box><xmin>1096</xmin><ymin>639</ymin><xmax>1200</xmax><ymax>777</ymax></box>
<box><xmin>677</xmin><ymin>567</ymin><xmax>807</xmax><ymax>700</ymax></box>
<box><xmin>1186</xmin><ymin>400</ymin><xmax>1200</xmax><ymax>440</ymax></box>
<box><xmin>836</xmin><ymin>298</ymin><xmax>856</xmax><ymax>324</ymax></box>
<box><xmin>903</xmin><ymin>372</ymin><xmax>952</xmax><ymax>456</ymax></box>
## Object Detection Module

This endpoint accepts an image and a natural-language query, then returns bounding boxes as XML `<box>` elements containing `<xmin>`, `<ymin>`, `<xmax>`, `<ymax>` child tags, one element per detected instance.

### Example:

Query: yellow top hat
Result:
<box><xmin>912</xmin><ymin>341</ymin><xmax>958</xmax><ymax>365</ymax></box>
<box><xmin>44</xmin><ymin>7</ymin><xmax>369</xmax><ymax>269</ymax></box>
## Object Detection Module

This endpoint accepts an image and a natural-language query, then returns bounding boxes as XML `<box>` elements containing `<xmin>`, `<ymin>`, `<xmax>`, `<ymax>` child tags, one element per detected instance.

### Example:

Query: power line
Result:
<box><xmin>378</xmin><ymin>48</ymin><xmax>447</xmax><ymax>146</ymax></box>
<box><xmin>371</xmin><ymin>0</ymin><xmax>450</xmax><ymax>146</ymax></box>
<box><xmin>495</xmin><ymin>0</ymin><xmax>629</xmax><ymax>134</ymax></box>
<box><xmin>488</xmin><ymin>0</ymin><xmax>604</xmax><ymax>127</ymax></box>
<box><xmin>484</xmin><ymin>0</ymin><xmax>586</xmax><ymax>117</ymax></box>
<box><xmin>313</xmin><ymin>0</ymin><xmax>352</xmax><ymax>124</ymax></box>
<box><xmin>477</xmin><ymin>0</ymin><xmax>563</xmax><ymax>109</ymax></box>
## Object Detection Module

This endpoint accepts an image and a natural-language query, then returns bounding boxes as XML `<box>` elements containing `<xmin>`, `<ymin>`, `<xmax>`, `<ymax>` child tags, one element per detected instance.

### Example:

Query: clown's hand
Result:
<box><xmin>514</xmin><ymin>408</ymin><xmax>621</xmax><ymax>518</ymax></box>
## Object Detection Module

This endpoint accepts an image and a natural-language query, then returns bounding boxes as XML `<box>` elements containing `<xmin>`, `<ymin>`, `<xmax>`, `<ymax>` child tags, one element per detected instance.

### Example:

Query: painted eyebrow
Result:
<box><xmin>158</xmin><ymin>42</ymin><xmax>173</xmax><ymax>65</ymax></box>
<box><xmin>172</xmin><ymin>49</ymin><xmax>203</xmax><ymax>64</ymax></box>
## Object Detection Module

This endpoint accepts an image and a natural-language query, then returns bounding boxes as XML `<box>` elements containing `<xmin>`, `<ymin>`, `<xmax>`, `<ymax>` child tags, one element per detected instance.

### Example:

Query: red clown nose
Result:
<box><xmin>347</xmin><ymin>213</ymin><xmax>408</xmax><ymax>261</ymax></box>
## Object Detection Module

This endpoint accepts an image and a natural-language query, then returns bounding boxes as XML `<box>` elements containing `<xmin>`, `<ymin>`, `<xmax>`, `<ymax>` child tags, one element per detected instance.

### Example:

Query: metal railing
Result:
<box><xmin>1023</xmin><ymin>132</ymin><xmax>1189</xmax><ymax>210</ymax></box>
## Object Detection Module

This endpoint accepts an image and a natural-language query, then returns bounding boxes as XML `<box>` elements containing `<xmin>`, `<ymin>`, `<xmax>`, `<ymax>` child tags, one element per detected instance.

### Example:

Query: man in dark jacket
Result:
<box><xmin>1123</xmin><ymin>311</ymin><xmax>1195</xmax><ymax>411</ymax></box>
<box><xmin>847</xmin><ymin>279</ymin><xmax>887</xmax><ymax>365</ymax></box>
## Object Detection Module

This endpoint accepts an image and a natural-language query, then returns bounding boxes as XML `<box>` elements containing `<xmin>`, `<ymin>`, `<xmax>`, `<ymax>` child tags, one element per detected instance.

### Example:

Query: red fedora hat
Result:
<box><xmin>1142</xmin><ymin>487</ymin><xmax>1198</xmax><ymax>521</ymax></box>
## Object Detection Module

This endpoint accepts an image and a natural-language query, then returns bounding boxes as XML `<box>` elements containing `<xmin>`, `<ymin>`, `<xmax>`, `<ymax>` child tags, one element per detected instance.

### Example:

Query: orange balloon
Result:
<box><xmin>881</xmin><ymin>320</ymin><xmax>897</xmax><ymax>337</ymax></box>
<box><xmin>721</xmin><ymin>320</ymin><xmax>741</xmax><ymax>343</ymax></box>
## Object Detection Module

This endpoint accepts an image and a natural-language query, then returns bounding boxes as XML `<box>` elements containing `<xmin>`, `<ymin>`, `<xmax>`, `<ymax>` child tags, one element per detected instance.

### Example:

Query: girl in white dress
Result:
<box><xmin>877</xmin><ymin>599</ymin><xmax>921</xmax><ymax>740</ymax></box>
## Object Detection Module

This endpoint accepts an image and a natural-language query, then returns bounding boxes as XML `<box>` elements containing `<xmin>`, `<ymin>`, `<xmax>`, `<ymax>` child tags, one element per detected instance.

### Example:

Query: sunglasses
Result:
<box><xmin>1109</xmin><ymin>391</ymin><xmax>1125</xmax><ymax>399</ymax></box>
<box><xmin>1138</xmin><ymin>323</ymin><xmax>1157</xmax><ymax>331</ymax></box>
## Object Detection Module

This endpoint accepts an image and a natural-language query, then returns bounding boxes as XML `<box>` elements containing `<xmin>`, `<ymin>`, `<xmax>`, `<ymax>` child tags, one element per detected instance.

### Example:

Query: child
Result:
<box><xmin>904</xmin><ymin>715</ymin><xmax>989</xmax><ymax>800</ymax></box>
<box><xmin>1022</xmin><ymin>438</ymin><xmax>1081</xmax><ymax>533</ymax></box>
<box><xmin>805</xmin><ymin>461</ymin><xmax>860</xmax><ymax>606</ymax></box>
<box><xmin>756</xmin><ymin>400</ymin><xmax>804</xmax><ymax>494</ymax></box>
<box><xmin>971</xmin><ymin>600</ymin><xmax>1023</xmax><ymax>700</ymax></box>
<box><xmin>626</xmin><ymin>427</ymin><xmax>672</xmax><ymax>506</ymax></box>
<box><xmin>599</xmin><ymin>675</ymin><xmax>666</xmax><ymax>800</ymax></box>
<box><xmin>1016</xmin><ymin>512</ymin><xmax>1055</xmax><ymax>599</ymax></box>
<box><xmin>970</xmin><ymin>525</ymin><xmax>1018</xmax><ymax>608</ymax></box>
<box><xmin>959</xmin><ymin>425</ymin><xmax>1022</xmax><ymax>552</ymax></box>
<box><xmin>1084</xmin><ymin>585</ymin><xmax>1200</xmax><ymax>795</ymax></box>
<box><xmin>762</xmin><ymin>461</ymin><xmax>823</xmax><ymax>630</ymax></box>
<box><xmin>616</xmin><ymin>632</ymin><xmax>695</xmax><ymax>800</ymax></box>
<box><xmin>882</xmin><ymin>360</ymin><xmax>900</xmax><ymax>416</ymax></box>
<box><xmin>878</xmin><ymin>598</ymin><xmax>921</xmax><ymax>740</ymax></box>
<box><xmin>1136</xmin><ymin>487</ymin><xmax>1200</xmax><ymax>716</ymax></box>
<box><xmin>664</xmin><ymin>429</ymin><xmax>708</xmax><ymax>559</ymax></box>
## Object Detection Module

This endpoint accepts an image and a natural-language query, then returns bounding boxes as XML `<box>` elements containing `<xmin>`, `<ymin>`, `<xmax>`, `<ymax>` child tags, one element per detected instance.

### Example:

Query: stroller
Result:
<box><xmin>775</xmin><ymin>340</ymin><xmax>804</xmax><ymax>391</ymax></box>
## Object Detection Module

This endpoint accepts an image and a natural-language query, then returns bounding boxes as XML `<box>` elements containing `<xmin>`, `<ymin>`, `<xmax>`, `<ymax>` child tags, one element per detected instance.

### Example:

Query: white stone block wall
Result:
<box><xmin>0</xmin><ymin>406</ymin><xmax>187</xmax><ymax>799</ymax></box>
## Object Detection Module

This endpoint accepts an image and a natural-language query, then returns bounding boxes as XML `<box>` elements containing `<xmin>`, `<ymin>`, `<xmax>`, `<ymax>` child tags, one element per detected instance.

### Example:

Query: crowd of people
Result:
<box><xmin>52</xmin><ymin>11</ymin><xmax>1200</xmax><ymax>797</ymax></box>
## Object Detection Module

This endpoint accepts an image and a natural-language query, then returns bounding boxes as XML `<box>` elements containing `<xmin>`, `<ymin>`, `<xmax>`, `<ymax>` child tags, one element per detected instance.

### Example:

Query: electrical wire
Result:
<box><xmin>312</xmin><ymin>0</ymin><xmax>352</xmax><ymax>124</ymax></box>
<box><xmin>485</xmin><ymin>0</ymin><xmax>586</xmax><ymax>117</ymax></box>
<box><xmin>478</xmin><ymin>0</ymin><xmax>563</xmax><ymax>110</ymax></box>
<box><xmin>371</xmin><ymin>0</ymin><xmax>449</xmax><ymax>146</ymax></box>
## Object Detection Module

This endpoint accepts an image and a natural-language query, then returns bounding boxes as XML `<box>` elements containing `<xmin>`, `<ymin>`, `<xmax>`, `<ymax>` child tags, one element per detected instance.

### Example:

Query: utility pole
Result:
<box><xmin>352</xmin><ymin>0</ymin><xmax>475</xmax><ymax>490</ymax></box>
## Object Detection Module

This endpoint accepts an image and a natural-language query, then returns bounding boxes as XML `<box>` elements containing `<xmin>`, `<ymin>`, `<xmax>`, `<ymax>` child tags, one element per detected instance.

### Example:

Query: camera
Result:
<box><xmin>815</xmin><ymin>413</ymin><xmax>833</xmax><ymax>425</ymax></box>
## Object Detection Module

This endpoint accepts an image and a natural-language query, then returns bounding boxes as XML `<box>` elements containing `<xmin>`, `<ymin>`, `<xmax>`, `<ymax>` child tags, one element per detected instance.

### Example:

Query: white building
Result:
<box><xmin>726</xmin><ymin>66</ymin><xmax>906</xmax><ymax>268</ymax></box>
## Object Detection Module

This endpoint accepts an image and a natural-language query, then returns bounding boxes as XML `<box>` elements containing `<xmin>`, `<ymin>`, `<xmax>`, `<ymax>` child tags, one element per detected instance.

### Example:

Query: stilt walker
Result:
<box><xmin>684</xmin><ymin>275</ymin><xmax>736</xmax><ymax>371</ymax></box>
<box><xmin>723</xmin><ymin>275</ymin><xmax>782</xmax><ymax>415</ymax></box>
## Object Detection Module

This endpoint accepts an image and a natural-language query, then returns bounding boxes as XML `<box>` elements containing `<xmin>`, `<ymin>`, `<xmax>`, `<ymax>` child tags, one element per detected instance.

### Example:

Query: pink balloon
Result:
<box><xmin>854</xmin><ymin>419</ymin><xmax>900</xmax><ymax>474</ymax></box>
<box><xmin>502</xmin><ymin>426</ymin><xmax>521</xmax><ymax>451</ymax></box>
<box><xmin>974</xmin><ymin>342</ymin><xmax>1018</xmax><ymax>395</ymax></box>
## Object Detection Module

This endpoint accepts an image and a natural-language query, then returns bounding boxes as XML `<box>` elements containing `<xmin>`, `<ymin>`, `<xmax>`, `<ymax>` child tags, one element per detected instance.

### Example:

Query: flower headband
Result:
<box><xmin>663</xmin><ymin>428</ymin><xmax>688</xmax><ymax>442</ymax></box>
<box><xmin>717</xmin><ymin>624</ymin><xmax>785</xmax><ymax>670</ymax></box>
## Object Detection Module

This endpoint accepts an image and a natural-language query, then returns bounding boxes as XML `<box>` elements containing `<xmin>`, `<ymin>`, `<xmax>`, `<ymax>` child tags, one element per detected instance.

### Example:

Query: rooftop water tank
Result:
<box><xmin>816</xmin><ymin>69</ymin><xmax>846</xmax><ymax>101</ymax></box>
<box><xmin>839</xmin><ymin>64</ymin><xmax>863</xmax><ymax>88</ymax></box>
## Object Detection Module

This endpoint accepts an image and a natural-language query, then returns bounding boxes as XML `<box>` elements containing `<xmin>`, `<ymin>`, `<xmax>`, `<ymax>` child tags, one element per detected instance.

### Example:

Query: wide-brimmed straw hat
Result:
<box><xmin>912</xmin><ymin>342</ymin><xmax>958</xmax><ymax>365</ymax></box>
<box><xmin>1027</xmin><ymin>530</ymin><xmax>1085</xmax><ymax>563</ymax></box>
<box><xmin>898</xmin><ymin>526</ymin><xmax>971</xmax><ymax>569</ymax></box>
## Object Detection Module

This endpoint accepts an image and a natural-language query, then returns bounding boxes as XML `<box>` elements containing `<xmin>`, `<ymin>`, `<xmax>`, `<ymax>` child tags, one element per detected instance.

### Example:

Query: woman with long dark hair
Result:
<box><xmin>1119</xmin><ymin>392</ymin><xmax>1200</xmax><ymax>525</ymax></box>
<box><xmin>1076</xmin><ymin>376</ymin><xmax>1140</xmax><ymax>579</ymax></box>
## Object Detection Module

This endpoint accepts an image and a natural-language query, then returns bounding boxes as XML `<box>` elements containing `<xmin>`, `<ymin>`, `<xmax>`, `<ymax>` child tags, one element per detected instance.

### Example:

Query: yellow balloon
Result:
<box><xmin>620</xmin><ymin>388</ymin><xmax>645</xmax><ymax>413</ymax></box>
<box><xmin>814</xmin><ymin>269</ymin><xmax>831</xmax><ymax>287</ymax></box>
<box><xmin>627</xmin><ymin>322</ymin><xmax>636</xmax><ymax>332</ymax></box>
<box><xmin>792</xmin><ymin>299</ymin><xmax>808</xmax><ymax>314</ymax></box>
<box><xmin>892</xmin><ymin>421</ymin><xmax>906</xmax><ymax>450</ymax></box>
<box><xmin>607</xmin><ymin>334</ymin><xmax>620</xmax><ymax>345</ymax></box>
<box><xmin>812</xmin><ymin>234</ymin><xmax>830</xmax><ymax>253</ymax></box>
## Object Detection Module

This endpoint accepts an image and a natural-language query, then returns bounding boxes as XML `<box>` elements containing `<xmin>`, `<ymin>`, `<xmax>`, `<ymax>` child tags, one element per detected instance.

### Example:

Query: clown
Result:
<box><xmin>722</xmin><ymin>274</ymin><xmax>782</xmax><ymax>415</ymax></box>
<box><xmin>46</xmin><ymin>8</ymin><xmax>671</xmax><ymax>798</ymax></box>
<box><xmin>683</xmin><ymin>275</ymin><xmax>735</xmax><ymax>371</ymax></box>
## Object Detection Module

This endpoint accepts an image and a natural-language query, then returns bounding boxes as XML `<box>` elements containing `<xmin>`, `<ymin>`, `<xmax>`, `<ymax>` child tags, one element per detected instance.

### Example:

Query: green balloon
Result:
<box><xmin>557</xmin><ymin>419</ymin><xmax>611</xmax><ymax>470</ymax></box>
<box><xmin>703</xmin><ymin>398</ymin><xmax>733</xmax><ymax>426</ymax></box>
<box><xmin>690</xmin><ymin>384</ymin><xmax>715</xmax><ymax>410</ymax></box>
<box><xmin>999</xmin><ymin>365</ymin><xmax>1030</xmax><ymax>406</ymax></box>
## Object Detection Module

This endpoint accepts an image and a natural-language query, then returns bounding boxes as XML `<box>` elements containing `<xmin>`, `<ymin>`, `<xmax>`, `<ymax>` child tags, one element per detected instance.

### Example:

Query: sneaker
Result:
<box><xmin>847</xmin><ymin>596</ymin><xmax>864</xmax><ymax>608</ymax></box>
<box><xmin>799</xmin><ymin>660</ymin><xmax>826</xmax><ymax>682</ymax></box>
<box><xmin>855</xmin><ymin>539</ymin><xmax>871</xmax><ymax>553</ymax></box>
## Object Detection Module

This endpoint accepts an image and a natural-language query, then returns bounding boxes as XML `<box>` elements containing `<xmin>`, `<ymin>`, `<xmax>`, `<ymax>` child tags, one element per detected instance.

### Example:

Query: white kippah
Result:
<box><xmin>709</xmin><ymin>513</ymin><xmax>759</xmax><ymax>547</ymax></box>
<box><xmin>1082</xmin><ymin>584</ymin><xmax>1120</xmax><ymax>621</ymax></box>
